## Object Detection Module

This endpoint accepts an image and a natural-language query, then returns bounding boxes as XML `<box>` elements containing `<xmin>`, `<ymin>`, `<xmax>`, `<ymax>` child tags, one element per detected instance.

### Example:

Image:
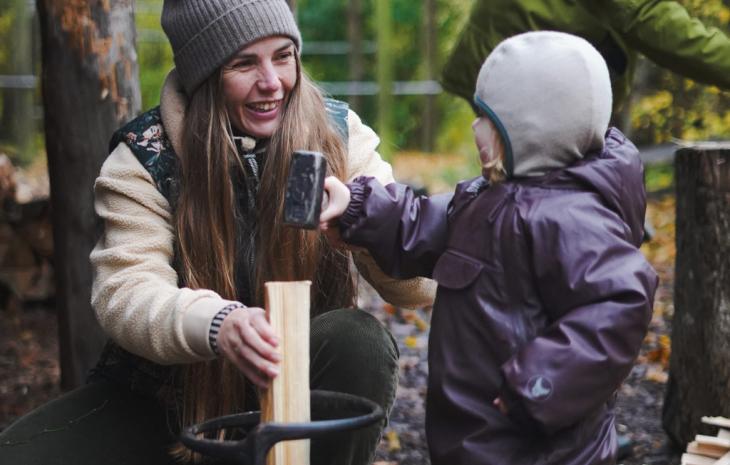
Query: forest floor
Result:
<box><xmin>0</xmin><ymin>193</ymin><xmax>681</xmax><ymax>465</ymax></box>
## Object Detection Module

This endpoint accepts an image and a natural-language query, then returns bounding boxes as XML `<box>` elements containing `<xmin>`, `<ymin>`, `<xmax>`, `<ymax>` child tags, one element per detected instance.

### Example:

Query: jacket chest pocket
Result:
<box><xmin>433</xmin><ymin>249</ymin><xmax>484</xmax><ymax>290</ymax></box>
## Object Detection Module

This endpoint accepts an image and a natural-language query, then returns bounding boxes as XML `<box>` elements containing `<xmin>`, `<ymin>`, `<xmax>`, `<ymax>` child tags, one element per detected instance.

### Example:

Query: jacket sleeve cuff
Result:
<box><xmin>339</xmin><ymin>177</ymin><xmax>373</xmax><ymax>231</ymax></box>
<box><xmin>182</xmin><ymin>296</ymin><xmax>240</xmax><ymax>358</ymax></box>
<box><xmin>208</xmin><ymin>302</ymin><xmax>247</xmax><ymax>355</ymax></box>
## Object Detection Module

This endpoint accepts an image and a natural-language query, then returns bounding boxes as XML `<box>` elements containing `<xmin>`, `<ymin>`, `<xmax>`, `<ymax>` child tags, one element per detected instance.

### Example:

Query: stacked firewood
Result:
<box><xmin>681</xmin><ymin>417</ymin><xmax>730</xmax><ymax>465</ymax></box>
<box><xmin>0</xmin><ymin>154</ymin><xmax>53</xmax><ymax>310</ymax></box>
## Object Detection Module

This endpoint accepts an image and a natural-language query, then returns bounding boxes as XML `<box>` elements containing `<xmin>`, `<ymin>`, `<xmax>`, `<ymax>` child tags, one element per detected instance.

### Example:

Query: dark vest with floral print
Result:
<box><xmin>91</xmin><ymin>99</ymin><xmax>350</xmax><ymax>399</ymax></box>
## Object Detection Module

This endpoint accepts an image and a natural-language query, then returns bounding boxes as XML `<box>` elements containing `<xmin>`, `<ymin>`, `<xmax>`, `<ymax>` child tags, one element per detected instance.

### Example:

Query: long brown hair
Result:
<box><xmin>173</xmin><ymin>58</ymin><xmax>355</xmax><ymax>460</ymax></box>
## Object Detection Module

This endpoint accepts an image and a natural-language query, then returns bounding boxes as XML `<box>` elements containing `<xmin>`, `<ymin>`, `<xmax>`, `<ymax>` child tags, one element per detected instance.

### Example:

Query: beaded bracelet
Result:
<box><xmin>208</xmin><ymin>302</ymin><xmax>247</xmax><ymax>355</ymax></box>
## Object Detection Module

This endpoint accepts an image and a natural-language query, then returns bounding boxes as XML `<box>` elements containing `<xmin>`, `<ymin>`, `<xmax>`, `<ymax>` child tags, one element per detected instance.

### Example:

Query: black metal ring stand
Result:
<box><xmin>180</xmin><ymin>390</ymin><xmax>384</xmax><ymax>465</ymax></box>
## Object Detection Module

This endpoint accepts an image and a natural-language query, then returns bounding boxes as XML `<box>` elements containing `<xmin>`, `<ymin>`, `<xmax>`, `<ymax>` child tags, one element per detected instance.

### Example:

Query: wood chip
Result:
<box><xmin>703</xmin><ymin>417</ymin><xmax>730</xmax><ymax>429</ymax></box>
<box><xmin>681</xmin><ymin>453</ymin><xmax>718</xmax><ymax>465</ymax></box>
<box><xmin>688</xmin><ymin>441</ymin><xmax>728</xmax><ymax>459</ymax></box>
<box><xmin>717</xmin><ymin>451</ymin><xmax>730</xmax><ymax>465</ymax></box>
<box><xmin>696</xmin><ymin>435</ymin><xmax>730</xmax><ymax>449</ymax></box>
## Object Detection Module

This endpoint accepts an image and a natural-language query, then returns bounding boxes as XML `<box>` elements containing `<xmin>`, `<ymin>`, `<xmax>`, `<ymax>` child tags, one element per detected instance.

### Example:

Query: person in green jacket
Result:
<box><xmin>443</xmin><ymin>0</ymin><xmax>730</xmax><ymax>110</ymax></box>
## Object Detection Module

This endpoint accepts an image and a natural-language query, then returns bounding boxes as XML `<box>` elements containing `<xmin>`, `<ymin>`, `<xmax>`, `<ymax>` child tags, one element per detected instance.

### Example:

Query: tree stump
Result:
<box><xmin>663</xmin><ymin>143</ymin><xmax>730</xmax><ymax>446</ymax></box>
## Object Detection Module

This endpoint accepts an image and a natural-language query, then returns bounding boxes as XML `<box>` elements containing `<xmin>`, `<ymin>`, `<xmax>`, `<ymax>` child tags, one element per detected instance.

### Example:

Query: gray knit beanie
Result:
<box><xmin>162</xmin><ymin>0</ymin><xmax>302</xmax><ymax>94</ymax></box>
<box><xmin>474</xmin><ymin>31</ymin><xmax>612</xmax><ymax>178</ymax></box>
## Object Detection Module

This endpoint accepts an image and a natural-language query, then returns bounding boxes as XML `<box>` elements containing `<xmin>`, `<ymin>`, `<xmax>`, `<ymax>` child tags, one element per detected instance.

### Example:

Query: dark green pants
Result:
<box><xmin>0</xmin><ymin>308</ymin><xmax>398</xmax><ymax>465</ymax></box>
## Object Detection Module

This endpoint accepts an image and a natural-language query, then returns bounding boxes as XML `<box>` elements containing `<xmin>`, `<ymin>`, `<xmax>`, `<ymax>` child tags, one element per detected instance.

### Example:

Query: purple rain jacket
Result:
<box><xmin>338</xmin><ymin>128</ymin><xmax>658</xmax><ymax>465</ymax></box>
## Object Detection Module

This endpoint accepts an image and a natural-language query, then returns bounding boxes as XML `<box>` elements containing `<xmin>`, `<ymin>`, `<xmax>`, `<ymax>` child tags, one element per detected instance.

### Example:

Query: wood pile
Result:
<box><xmin>681</xmin><ymin>417</ymin><xmax>730</xmax><ymax>465</ymax></box>
<box><xmin>0</xmin><ymin>154</ymin><xmax>53</xmax><ymax>310</ymax></box>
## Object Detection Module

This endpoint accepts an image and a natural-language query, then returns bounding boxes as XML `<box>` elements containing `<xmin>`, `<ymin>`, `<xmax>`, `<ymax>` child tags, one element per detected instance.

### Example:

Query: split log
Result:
<box><xmin>686</xmin><ymin>441</ymin><xmax>727</xmax><ymax>459</ymax></box>
<box><xmin>681</xmin><ymin>453</ymin><xmax>718</xmax><ymax>465</ymax></box>
<box><xmin>704</xmin><ymin>418</ymin><xmax>730</xmax><ymax>430</ymax></box>
<box><xmin>663</xmin><ymin>143</ymin><xmax>730</xmax><ymax>446</ymax></box>
<box><xmin>260</xmin><ymin>281</ymin><xmax>311</xmax><ymax>465</ymax></box>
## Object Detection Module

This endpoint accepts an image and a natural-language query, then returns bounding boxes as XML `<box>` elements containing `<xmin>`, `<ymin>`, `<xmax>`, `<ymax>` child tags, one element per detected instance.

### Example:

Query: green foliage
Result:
<box><xmin>0</xmin><ymin>3</ymin><xmax>13</xmax><ymax>72</ymax></box>
<box><xmin>298</xmin><ymin>0</ymin><xmax>474</xmax><ymax>153</ymax></box>
<box><xmin>5</xmin><ymin>0</ymin><xmax>727</xmax><ymax>171</ymax></box>
<box><xmin>629</xmin><ymin>0</ymin><xmax>730</xmax><ymax>145</ymax></box>
<box><xmin>644</xmin><ymin>162</ymin><xmax>675</xmax><ymax>193</ymax></box>
<box><xmin>136</xmin><ymin>0</ymin><xmax>173</xmax><ymax>110</ymax></box>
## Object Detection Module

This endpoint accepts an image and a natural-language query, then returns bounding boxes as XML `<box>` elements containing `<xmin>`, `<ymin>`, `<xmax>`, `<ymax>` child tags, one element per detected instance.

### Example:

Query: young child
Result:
<box><xmin>320</xmin><ymin>31</ymin><xmax>658</xmax><ymax>465</ymax></box>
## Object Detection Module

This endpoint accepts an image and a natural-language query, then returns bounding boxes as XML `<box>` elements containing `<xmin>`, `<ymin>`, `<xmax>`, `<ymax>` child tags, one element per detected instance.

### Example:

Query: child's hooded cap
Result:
<box><xmin>474</xmin><ymin>31</ymin><xmax>612</xmax><ymax>178</ymax></box>
<box><xmin>161</xmin><ymin>0</ymin><xmax>302</xmax><ymax>95</ymax></box>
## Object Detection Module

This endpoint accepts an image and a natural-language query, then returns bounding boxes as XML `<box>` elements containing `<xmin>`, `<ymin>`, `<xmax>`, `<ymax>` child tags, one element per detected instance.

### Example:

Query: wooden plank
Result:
<box><xmin>717</xmin><ymin>452</ymin><xmax>730</xmax><ymax>465</ymax></box>
<box><xmin>688</xmin><ymin>441</ymin><xmax>728</xmax><ymax>459</ymax></box>
<box><xmin>681</xmin><ymin>453</ymin><xmax>718</xmax><ymax>465</ymax></box>
<box><xmin>261</xmin><ymin>281</ymin><xmax>311</xmax><ymax>465</ymax></box>
<box><xmin>696</xmin><ymin>435</ymin><xmax>730</xmax><ymax>449</ymax></box>
<box><xmin>704</xmin><ymin>417</ymin><xmax>730</xmax><ymax>429</ymax></box>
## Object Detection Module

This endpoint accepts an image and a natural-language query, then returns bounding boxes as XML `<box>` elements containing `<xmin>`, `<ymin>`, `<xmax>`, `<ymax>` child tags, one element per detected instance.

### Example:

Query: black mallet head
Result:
<box><xmin>283</xmin><ymin>150</ymin><xmax>327</xmax><ymax>229</ymax></box>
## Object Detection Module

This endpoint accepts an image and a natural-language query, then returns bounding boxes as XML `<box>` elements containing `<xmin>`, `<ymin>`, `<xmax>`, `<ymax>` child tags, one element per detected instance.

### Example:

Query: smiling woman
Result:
<box><xmin>0</xmin><ymin>1</ymin><xmax>436</xmax><ymax>464</ymax></box>
<box><xmin>222</xmin><ymin>37</ymin><xmax>298</xmax><ymax>138</ymax></box>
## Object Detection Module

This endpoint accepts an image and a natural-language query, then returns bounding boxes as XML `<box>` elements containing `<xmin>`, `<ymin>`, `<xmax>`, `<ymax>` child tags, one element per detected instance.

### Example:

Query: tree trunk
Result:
<box><xmin>663</xmin><ymin>144</ymin><xmax>730</xmax><ymax>446</ymax></box>
<box><xmin>36</xmin><ymin>0</ymin><xmax>141</xmax><ymax>390</ymax></box>
<box><xmin>375</xmin><ymin>0</ymin><xmax>393</xmax><ymax>159</ymax></box>
<box><xmin>420</xmin><ymin>0</ymin><xmax>436</xmax><ymax>152</ymax></box>
<box><xmin>347</xmin><ymin>0</ymin><xmax>363</xmax><ymax>112</ymax></box>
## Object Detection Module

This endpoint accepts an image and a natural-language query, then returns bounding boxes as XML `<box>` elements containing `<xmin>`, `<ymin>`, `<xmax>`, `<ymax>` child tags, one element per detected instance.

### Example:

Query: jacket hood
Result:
<box><xmin>561</xmin><ymin>127</ymin><xmax>646</xmax><ymax>246</ymax></box>
<box><xmin>475</xmin><ymin>31</ymin><xmax>612</xmax><ymax>178</ymax></box>
<box><xmin>159</xmin><ymin>70</ymin><xmax>187</xmax><ymax>158</ymax></box>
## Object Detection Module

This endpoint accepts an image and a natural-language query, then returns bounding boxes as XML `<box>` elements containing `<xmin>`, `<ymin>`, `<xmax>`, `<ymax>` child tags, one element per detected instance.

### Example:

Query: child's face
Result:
<box><xmin>472</xmin><ymin>116</ymin><xmax>502</xmax><ymax>167</ymax></box>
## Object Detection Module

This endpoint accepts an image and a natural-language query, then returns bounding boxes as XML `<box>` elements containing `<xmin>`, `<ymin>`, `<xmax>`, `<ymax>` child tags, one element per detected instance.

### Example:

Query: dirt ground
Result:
<box><xmin>0</xmin><ymin>195</ymin><xmax>682</xmax><ymax>465</ymax></box>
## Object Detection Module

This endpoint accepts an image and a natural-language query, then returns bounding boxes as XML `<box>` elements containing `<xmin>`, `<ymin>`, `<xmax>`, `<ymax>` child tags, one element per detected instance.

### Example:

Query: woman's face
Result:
<box><xmin>222</xmin><ymin>36</ymin><xmax>298</xmax><ymax>138</ymax></box>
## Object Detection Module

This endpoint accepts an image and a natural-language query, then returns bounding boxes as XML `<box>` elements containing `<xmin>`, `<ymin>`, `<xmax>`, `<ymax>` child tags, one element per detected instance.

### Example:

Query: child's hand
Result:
<box><xmin>493</xmin><ymin>397</ymin><xmax>509</xmax><ymax>415</ymax></box>
<box><xmin>319</xmin><ymin>176</ymin><xmax>351</xmax><ymax>247</ymax></box>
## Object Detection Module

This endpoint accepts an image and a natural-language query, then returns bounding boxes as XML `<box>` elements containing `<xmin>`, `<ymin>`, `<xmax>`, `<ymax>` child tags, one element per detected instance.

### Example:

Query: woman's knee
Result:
<box><xmin>310</xmin><ymin>308</ymin><xmax>399</xmax><ymax>399</ymax></box>
<box><xmin>312</xmin><ymin>308</ymin><xmax>398</xmax><ymax>366</ymax></box>
<box><xmin>0</xmin><ymin>381</ymin><xmax>176</xmax><ymax>465</ymax></box>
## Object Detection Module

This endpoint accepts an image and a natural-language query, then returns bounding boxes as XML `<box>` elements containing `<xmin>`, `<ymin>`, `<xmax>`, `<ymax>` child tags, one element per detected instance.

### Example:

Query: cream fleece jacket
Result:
<box><xmin>90</xmin><ymin>71</ymin><xmax>436</xmax><ymax>365</ymax></box>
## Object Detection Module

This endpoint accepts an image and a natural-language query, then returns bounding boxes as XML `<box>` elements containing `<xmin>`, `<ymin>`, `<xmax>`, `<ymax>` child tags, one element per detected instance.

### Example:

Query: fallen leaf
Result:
<box><xmin>645</xmin><ymin>365</ymin><xmax>669</xmax><ymax>384</ymax></box>
<box><xmin>385</xmin><ymin>430</ymin><xmax>401</xmax><ymax>452</ymax></box>
<box><xmin>404</xmin><ymin>336</ymin><xmax>418</xmax><ymax>349</ymax></box>
<box><xmin>383</xmin><ymin>303</ymin><xmax>398</xmax><ymax>316</ymax></box>
<box><xmin>413</xmin><ymin>316</ymin><xmax>429</xmax><ymax>332</ymax></box>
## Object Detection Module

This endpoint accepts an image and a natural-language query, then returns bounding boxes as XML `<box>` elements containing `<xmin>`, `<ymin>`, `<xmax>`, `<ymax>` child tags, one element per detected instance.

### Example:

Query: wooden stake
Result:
<box><xmin>261</xmin><ymin>281</ymin><xmax>311</xmax><ymax>465</ymax></box>
<box><xmin>687</xmin><ymin>441</ymin><xmax>728</xmax><ymax>459</ymax></box>
<box><xmin>703</xmin><ymin>417</ymin><xmax>730</xmax><ymax>430</ymax></box>
<box><xmin>681</xmin><ymin>453</ymin><xmax>717</xmax><ymax>465</ymax></box>
<box><xmin>716</xmin><ymin>451</ymin><xmax>730</xmax><ymax>465</ymax></box>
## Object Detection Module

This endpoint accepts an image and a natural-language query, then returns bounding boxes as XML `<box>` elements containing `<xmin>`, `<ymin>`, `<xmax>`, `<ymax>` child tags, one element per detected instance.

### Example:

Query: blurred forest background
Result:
<box><xmin>1</xmin><ymin>0</ymin><xmax>729</xmax><ymax>185</ymax></box>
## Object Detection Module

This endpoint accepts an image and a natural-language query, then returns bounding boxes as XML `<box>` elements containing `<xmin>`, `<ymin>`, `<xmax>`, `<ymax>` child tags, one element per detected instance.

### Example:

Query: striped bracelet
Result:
<box><xmin>208</xmin><ymin>302</ymin><xmax>247</xmax><ymax>355</ymax></box>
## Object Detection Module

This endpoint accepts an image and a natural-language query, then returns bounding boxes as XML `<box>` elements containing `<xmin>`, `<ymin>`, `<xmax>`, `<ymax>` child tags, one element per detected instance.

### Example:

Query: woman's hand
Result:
<box><xmin>319</xmin><ymin>176</ymin><xmax>351</xmax><ymax>246</ymax></box>
<box><xmin>217</xmin><ymin>307</ymin><xmax>281</xmax><ymax>388</ymax></box>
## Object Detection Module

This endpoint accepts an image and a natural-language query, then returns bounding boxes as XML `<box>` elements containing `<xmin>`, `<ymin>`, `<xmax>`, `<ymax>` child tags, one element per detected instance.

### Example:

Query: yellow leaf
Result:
<box><xmin>414</xmin><ymin>316</ymin><xmax>429</xmax><ymax>332</ymax></box>
<box><xmin>404</xmin><ymin>336</ymin><xmax>418</xmax><ymax>349</ymax></box>
<box><xmin>385</xmin><ymin>430</ymin><xmax>401</xmax><ymax>452</ymax></box>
